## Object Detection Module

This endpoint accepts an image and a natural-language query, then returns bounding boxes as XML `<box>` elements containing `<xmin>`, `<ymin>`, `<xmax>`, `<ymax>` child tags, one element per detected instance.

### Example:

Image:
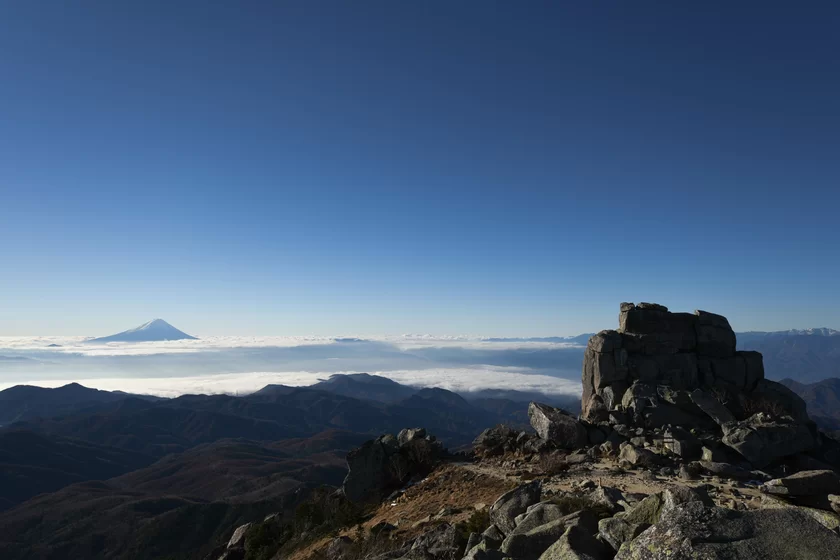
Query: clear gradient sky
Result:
<box><xmin>1</xmin><ymin>1</ymin><xmax>838</xmax><ymax>337</ymax></box>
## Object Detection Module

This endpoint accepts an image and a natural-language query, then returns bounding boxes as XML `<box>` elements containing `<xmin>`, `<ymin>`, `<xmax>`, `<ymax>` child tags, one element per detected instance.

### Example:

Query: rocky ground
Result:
<box><xmin>213</xmin><ymin>304</ymin><xmax>840</xmax><ymax>560</ymax></box>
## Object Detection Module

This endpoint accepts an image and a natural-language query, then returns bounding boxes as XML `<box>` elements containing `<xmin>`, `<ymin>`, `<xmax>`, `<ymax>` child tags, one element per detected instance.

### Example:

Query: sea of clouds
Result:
<box><xmin>0</xmin><ymin>335</ymin><xmax>587</xmax><ymax>398</ymax></box>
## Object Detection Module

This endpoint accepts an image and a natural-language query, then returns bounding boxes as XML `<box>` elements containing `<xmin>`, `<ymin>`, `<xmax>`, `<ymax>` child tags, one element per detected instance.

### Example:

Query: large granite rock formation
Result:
<box><xmin>582</xmin><ymin>303</ymin><xmax>770</xmax><ymax>418</ymax></box>
<box><xmin>580</xmin><ymin>302</ymin><xmax>820</xmax><ymax>468</ymax></box>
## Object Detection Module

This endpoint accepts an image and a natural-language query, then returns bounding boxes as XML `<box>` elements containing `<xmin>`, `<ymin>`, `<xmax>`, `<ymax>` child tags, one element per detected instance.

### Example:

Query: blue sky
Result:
<box><xmin>1</xmin><ymin>1</ymin><xmax>838</xmax><ymax>336</ymax></box>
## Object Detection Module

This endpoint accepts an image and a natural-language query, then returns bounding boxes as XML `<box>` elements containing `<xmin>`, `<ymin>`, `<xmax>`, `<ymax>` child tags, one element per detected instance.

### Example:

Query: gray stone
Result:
<box><xmin>481</xmin><ymin>524</ymin><xmax>504</xmax><ymax>546</ymax></box>
<box><xmin>474</xmin><ymin>425</ymin><xmax>517</xmax><ymax>455</ymax></box>
<box><xmin>501</xmin><ymin>518</ymin><xmax>570</xmax><ymax>559</ymax></box>
<box><xmin>663</xmin><ymin>426</ymin><xmax>701</xmax><ymax>459</ymax></box>
<box><xmin>622</xmin><ymin>493</ymin><xmax>664</xmax><ymax>525</ymax></box>
<box><xmin>587</xmin><ymin>486</ymin><xmax>625</xmax><ymax>513</ymax></box>
<box><xmin>830</xmin><ymin>495</ymin><xmax>840</xmax><ymax>514</ymax></box>
<box><xmin>410</xmin><ymin>522</ymin><xmax>461</xmax><ymax>558</ymax></box>
<box><xmin>490</xmin><ymin>480</ymin><xmax>542</xmax><ymax>536</ymax></box>
<box><xmin>503</xmin><ymin>510</ymin><xmax>600</xmax><ymax>559</ymax></box>
<box><xmin>463</xmin><ymin>546</ymin><xmax>505</xmax><ymax>560</ymax></box>
<box><xmin>592</xmin><ymin>349</ymin><xmax>628</xmax><ymax>389</ymax></box>
<box><xmin>689</xmin><ymin>388</ymin><xmax>736</xmax><ymax>425</ymax></box>
<box><xmin>739</xmin><ymin>350</ymin><xmax>765</xmax><ymax>390</ymax></box>
<box><xmin>660</xmin><ymin>485</ymin><xmax>714</xmax><ymax>519</ymax></box>
<box><xmin>587</xmin><ymin>330</ymin><xmax>623</xmax><ymax>353</ymax></box>
<box><xmin>465</xmin><ymin>532</ymin><xmax>481</xmax><ymax>552</ymax></box>
<box><xmin>227</xmin><ymin>523</ymin><xmax>251</xmax><ymax>548</ymax></box>
<box><xmin>342</xmin><ymin>435</ymin><xmax>405</xmax><ymax>504</ymax></box>
<box><xmin>654</xmin><ymin>353</ymin><xmax>698</xmax><ymax>389</ymax></box>
<box><xmin>619</xmin><ymin>443</ymin><xmax>661</xmax><ymax>468</ymax></box>
<box><xmin>528</xmin><ymin>402</ymin><xmax>587</xmax><ymax>449</ymax></box>
<box><xmin>722</xmin><ymin>412</ymin><xmax>815</xmax><ymax>468</ymax></box>
<box><xmin>699</xmin><ymin>461</ymin><xmax>765</xmax><ymax>481</ymax></box>
<box><xmin>762</xmin><ymin>470</ymin><xmax>840</xmax><ymax>497</ymax></box>
<box><xmin>325</xmin><ymin>536</ymin><xmax>353</xmax><ymax>560</ymax></box>
<box><xmin>615</xmin><ymin>501</ymin><xmax>840</xmax><ymax>560</ymax></box>
<box><xmin>582</xmin><ymin>395</ymin><xmax>609</xmax><ymax>423</ymax></box>
<box><xmin>620</xmin><ymin>383</ymin><xmax>657</xmax><ymax>414</ymax></box>
<box><xmin>761</xmin><ymin>494</ymin><xmax>840</xmax><ymax>532</ymax></box>
<box><xmin>694</xmin><ymin>309</ymin><xmax>736</xmax><ymax>358</ymax></box>
<box><xmin>701</xmin><ymin>356</ymin><xmax>745</xmax><ymax>387</ymax></box>
<box><xmin>679</xmin><ymin>463</ymin><xmax>701</xmax><ymax>480</ymax></box>
<box><xmin>598</xmin><ymin>517</ymin><xmax>650</xmax><ymax>551</ymax></box>
<box><xmin>602</xmin><ymin>383</ymin><xmax>628</xmax><ymax>410</ymax></box>
<box><xmin>538</xmin><ymin>522</ymin><xmax>611</xmax><ymax>560</ymax></box>
<box><xmin>397</xmin><ymin>427</ymin><xmax>426</xmax><ymax>446</ymax></box>
<box><xmin>511</xmin><ymin>502</ymin><xmax>565</xmax><ymax>535</ymax></box>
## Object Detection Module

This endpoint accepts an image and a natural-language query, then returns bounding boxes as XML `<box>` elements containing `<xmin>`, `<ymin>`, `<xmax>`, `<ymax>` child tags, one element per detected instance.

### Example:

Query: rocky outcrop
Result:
<box><xmin>721</xmin><ymin>412</ymin><xmax>815</xmax><ymax>468</ymax></box>
<box><xmin>615</xmin><ymin>501</ymin><xmax>840</xmax><ymax>559</ymax></box>
<box><xmin>342</xmin><ymin>429</ymin><xmax>443</xmax><ymax>504</ymax></box>
<box><xmin>578</xmin><ymin>303</ymin><xmax>828</xmax><ymax>471</ymax></box>
<box><xmin>581</xmin><ymin>303</ymin><xmax>800</xmax><ymax>426</ymax></box>
<box><xmin>474</xmin><ymin>425</ymin><xmax>555</xmax><ymax>457</ymax></box>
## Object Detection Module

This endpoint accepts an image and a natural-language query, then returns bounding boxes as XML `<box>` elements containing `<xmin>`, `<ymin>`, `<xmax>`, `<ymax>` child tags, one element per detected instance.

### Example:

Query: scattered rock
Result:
<box><xmin>409</xmin><ymin>522</ymin><xmax>462</xmax><ymax>558</ymax></box>
<box><xmin>598</xmin><ymin>517</ymin><xmax>649</xmax><ymax>551</ymax></box>
<box><xmin>663</xmin><ymin>426</ymin><xmax>701</xmax><ymax>459</ymax></box>
<box><xmin>830</xmin><ymin>495</ymin><xmax>840</xmax><ymax>514</ymax></box>
<box><xmin>538</xmin><ymin>522</ymin><xmax>611</xmax><ymax>560</ymax></box>
<box><xmin>227</xmin><ymin>523</ymin><xmax>251</xmax><ymax>549</ymax></box>
<box><xmin>689</xmin><ymin>388</ymin><xmax>736</xmax><ymax>425</ymax></box>
<box><xmin>622</xmin><ymin>493</ymin><xmax>664</xmax><ymax>525</ymax></box>
<box><xmin>618</xmin><ymin>443</ymin><xmax>661</xmax><ymax>467</ymax></box>
<box><xmin>528</xmin><ymin>402</ymin><xmax>587</xmax><ymax>449</ymax></box>
<box><xmin>762</xmin><ymin>470</ymin><xmax>840</xmax><ymax>497</ymax></box>
<box><xmin>481</xmin><ymin>524</ymin><xmax>505</xmax><ymax>546</ymax></box>
<box><xmin>489</xmin><ymin>480</ymin><xmax>542</xmax><ymax>535</ymax></box>
<box><xmin>511</xmin><ymin>502</ymin><xmax>566</xmax><ymax>535</ymax></box>
<box><xmin>660</xmin><ymin>485</ymin><xmax>714</xmax><ymax>519</ymax></box>
<box><xmin>398</xmin><ymin>427</ymin><xmax>427</xmax><ymax>446</ymax></box>
<box><xmin>586</xmin><ymin>486</ymin><xmax>625</xmax><ymax>513</ymax></box>
<box><xmin>324</xmin><ymin>536</ymin><xmax>353</xmax><ymax>560</ymax></box>
<box><xmin>722</xmin><ymin>413</ymin><xmax>815</xmax><ymax>468</ymax></box>
<box><xmin>616</xmin><ymin>501</ymin><xmax>840</xmax><ymax>559</ymax></box>
<box><xmin>698</xmin><ymin>461</ymin><xmax>763</xmax><ymax>481</ymax></box>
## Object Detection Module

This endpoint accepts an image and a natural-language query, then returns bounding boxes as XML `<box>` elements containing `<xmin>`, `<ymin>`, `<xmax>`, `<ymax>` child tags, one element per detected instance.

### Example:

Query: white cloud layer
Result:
<box><xmin>0</xmin><ymin>335</ymin><xmax>583</xmax><ymax>357</ymax></box>
<box><xmin>0</xmin><ymin>367</ymin><xmax>582</xmax><ymax>399</ymax></box>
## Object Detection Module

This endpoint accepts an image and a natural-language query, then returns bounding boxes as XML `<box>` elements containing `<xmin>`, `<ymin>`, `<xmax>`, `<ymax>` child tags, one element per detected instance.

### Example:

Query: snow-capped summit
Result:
<box><xmin>89</xmin><ymin>319</ymin><xmax>198</xmax><ymax>342</ymax></box>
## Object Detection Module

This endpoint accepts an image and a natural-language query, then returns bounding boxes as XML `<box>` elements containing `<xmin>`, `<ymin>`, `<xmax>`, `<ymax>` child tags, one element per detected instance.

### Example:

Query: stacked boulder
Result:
<box><xmin>583</xmin><ymin>302</ymin><xmax>769</xmax><ymax>420</ymax></box>
<box><xmin>460</xmin><ymin>480</ymin><xmax>840</xmax><ymax>560</ymax></box>
<box><xmin>579</xmin><ymin>302</ymin><xmax>831</xmax><ymax>470</ymax></box>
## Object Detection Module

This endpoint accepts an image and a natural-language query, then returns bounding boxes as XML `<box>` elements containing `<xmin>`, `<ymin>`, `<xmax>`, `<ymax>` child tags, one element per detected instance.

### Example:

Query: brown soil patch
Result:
<box><xmin>289</xmin><ymin>463</ymin><xmax>514</xmax><ymax>560</ymax></box>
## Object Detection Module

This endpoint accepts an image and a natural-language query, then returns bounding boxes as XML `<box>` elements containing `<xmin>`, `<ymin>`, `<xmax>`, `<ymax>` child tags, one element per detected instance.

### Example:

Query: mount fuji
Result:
<box><xmin>89</xmin><ymin>319</ymin><xmax>198</xmax><ymax>343</ymax></box>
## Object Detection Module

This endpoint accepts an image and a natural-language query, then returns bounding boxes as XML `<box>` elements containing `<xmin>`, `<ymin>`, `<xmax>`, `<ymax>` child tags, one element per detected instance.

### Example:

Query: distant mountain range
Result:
<box><xmin>0</xmin><ymin>375</ymin><xmax>576</xmax><ymax>513</ymax></box>
<box><xmin>89</xmin><ymin>318</ymin><xmax>197</xmax><ymax>342</ymax></box>
<box><xmin>0</xmin><ymin>374</ymin><xmax>582</xmax><ymax>558</ymax></box>
<box><xmin>781</xmin><ymin>377</ymin><xmax>840</xmax><ymax>431</ymax></box>
<box><xmin>737</xmin><ymin>329</ymin><xmax>840</xmax><ymax>383</ymax></box>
